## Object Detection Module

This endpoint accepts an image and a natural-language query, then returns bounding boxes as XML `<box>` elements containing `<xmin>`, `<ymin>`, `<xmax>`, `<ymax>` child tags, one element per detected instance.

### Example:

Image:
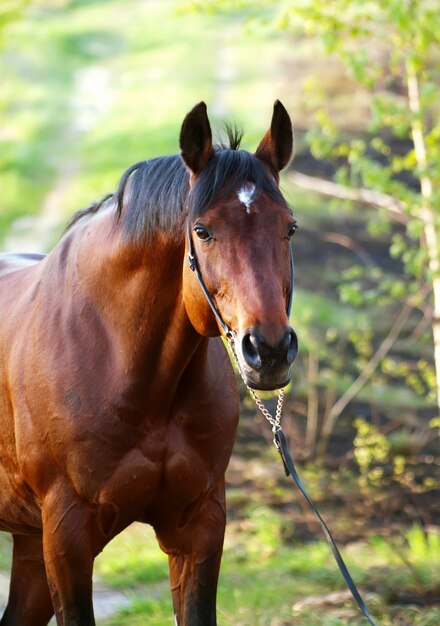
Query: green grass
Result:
<box><xmin>1</xmin><ymin>521</ymin><xmax>438</xmax><ymax>625</ymax></box>
<box><xmin>96</xmin><ymin>519</ymin><xmax>440</xmax><ymax>626</ymax></box>
<box><xmin>0</xmin><ymin>533</ymin><xmax>12</xmax><ymax>572</ymax></box>
<box><xmin>95</xmin><ymin>524</ymin><xmax>168</xmax><ymax>588</ymax></box>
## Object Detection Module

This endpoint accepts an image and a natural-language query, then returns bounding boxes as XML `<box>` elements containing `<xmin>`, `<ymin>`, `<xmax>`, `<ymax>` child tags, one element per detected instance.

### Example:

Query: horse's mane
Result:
<box><xmin>66</xmin><ymin>126</ymin><xmax>287</xmax><ymax>241</ymax></box>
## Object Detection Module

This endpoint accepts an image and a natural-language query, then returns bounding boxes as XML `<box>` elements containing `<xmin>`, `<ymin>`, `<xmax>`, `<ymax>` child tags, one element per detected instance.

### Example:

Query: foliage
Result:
<box><xmin>352</xmin><ymin>416</ymin><xmax>439</xmax><ymax>510</ymax></box>
<box><xmin>369</xmin><ymin>525</ymin><xmax>440</xmax><ymax>601</ymax></box>
<box><xmin>353</xmin><ymin>417</ymin><xmax>391</xmax><ymax>488</ymax></box>
<box><xmin>0</xmin><ymin>1</ymin><xmax>28</xmax><ymax>46</ymax></box>
<box><xmin>269</xmin><ymin>0</ymin><xmax>440</xmax><ymax>417</ymax></box>
<box><xmin>0</xmin><ymin>0</ymin><xmax>295</xmax><ymax>247</ymax></box>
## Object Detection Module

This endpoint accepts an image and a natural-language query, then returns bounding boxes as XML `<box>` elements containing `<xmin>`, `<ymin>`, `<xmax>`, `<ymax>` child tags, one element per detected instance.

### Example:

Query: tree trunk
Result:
<box><xmin>406</xmin><ymin>62</ymin><xmax>440</xmax><ymax>413</ymax></box>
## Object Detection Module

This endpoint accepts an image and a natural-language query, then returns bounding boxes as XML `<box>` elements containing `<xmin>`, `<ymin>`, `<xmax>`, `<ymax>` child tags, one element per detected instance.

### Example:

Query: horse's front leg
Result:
<box><xmin>168</xmin><ymin>547</ymin><xmax>223</xmax><ymax>626</ymax></box>
<box><xmin>1</xmin><ymin>534</ymin><xmax>54</xmax><ymax>626</ymax></box>
<box><xmin>159</xmin><ymin>482</ymin><xmax>227</xmax><ymax>626</ymax></box>
<box><xmin>41</xmin><ymin>483</ymin><xmax>103</xmax><ymax>626</ymax></box>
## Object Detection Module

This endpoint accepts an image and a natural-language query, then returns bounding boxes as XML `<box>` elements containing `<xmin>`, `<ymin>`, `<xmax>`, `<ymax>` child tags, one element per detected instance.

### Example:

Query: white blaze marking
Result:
<box><xmin>237</xmin><ymin>184</ymin><xmax>255</xmax><ymax>213</ymax></box>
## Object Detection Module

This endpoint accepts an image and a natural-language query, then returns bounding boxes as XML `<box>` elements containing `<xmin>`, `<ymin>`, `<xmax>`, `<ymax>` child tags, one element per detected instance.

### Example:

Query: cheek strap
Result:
<box><xmin>187</xmin><ymin>225</ymin><xmax>234</xmax><ymax>338</ymax></box>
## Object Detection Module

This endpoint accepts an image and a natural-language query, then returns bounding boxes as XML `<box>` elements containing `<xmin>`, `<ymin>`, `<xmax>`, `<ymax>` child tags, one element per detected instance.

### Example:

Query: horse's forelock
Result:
<box><xmin>64</xmin><ymin>142</ymin><xmax>288</xmax><ymax>243</ymax></box>
<box><xmin>187</xmin><ymin>148</ymin><xmax>287</xmax><ymax>221</ymax></box>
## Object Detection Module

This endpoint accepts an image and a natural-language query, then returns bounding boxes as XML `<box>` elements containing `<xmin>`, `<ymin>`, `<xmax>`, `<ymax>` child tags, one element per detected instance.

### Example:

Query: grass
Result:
<box><xmin>1</xmin><ymin>515</ymin><xmax>438</xmax><ymax>624</ymax></box>
<box><xmin>94</xmin><ymin>518</ymin><xmax>439</xmax><ymax>625</ymax></box>
<box><xmin>94</xmin><ymin>524</ymin><xmax>168</xmax><ymax>589</ymax></box>
<box><xmin>0</xmin><ymin>533</ymin><xmax>11</xmax><ymax>571</ymax></box>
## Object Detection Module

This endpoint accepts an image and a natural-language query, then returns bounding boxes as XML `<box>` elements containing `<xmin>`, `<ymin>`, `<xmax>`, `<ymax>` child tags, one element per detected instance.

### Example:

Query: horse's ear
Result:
<box><xmin>180</xmin><ymin>102</ymin><xmax>213</xmax><ymax>176</ymax></box>
<box><xmin>255</xmin><ymin>100</ymin><xmax>294</xmax><ymax>174</ymax></box>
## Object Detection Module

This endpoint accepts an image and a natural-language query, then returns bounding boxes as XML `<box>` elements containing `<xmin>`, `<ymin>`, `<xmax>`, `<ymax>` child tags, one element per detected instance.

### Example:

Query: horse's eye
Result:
<box><xmin>194</xmin><ymin>225</ymin><xmax>212</xmax><ymax>241</ymax></box>
<box><xmin>287</xmin><ymin>223</ymin><xmax>298</xmax><ymax>239</ymax></box>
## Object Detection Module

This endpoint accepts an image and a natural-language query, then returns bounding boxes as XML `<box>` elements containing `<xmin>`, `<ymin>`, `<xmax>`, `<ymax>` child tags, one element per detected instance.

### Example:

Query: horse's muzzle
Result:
<box><xmin>238</xmin><ymin>326</ymin><xmax>298</xmax><ymax>390</ymax></box>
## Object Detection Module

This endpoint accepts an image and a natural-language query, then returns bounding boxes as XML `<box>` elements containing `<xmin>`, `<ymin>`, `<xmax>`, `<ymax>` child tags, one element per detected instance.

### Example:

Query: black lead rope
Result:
<box><xmin>187</xmin><ymin>225</ymin><xmax>377</xmax><ymax>625</ymax></box>
<box><xmin>273</xmin><ymin>428</ymin><xmax>377</xmax><ymax>626</ymax></box>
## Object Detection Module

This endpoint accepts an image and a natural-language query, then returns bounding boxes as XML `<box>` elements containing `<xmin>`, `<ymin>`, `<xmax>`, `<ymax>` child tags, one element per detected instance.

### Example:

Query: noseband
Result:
<box><xmin>187</xmin><ymin>224</ymin><xmax>295</xmax><ymax>339</ymax></box>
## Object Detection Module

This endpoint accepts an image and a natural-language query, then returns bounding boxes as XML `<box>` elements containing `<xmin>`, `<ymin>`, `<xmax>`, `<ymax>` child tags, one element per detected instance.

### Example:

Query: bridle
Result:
<box><xmin>186</xmin><ymin>220</ymin><xmax>377</xmax><ymax>626</ymax></box>
<box><xmin>187</xmin><ymin>223</ymin><xmax>295</xmax><ymax>341</ymax></box>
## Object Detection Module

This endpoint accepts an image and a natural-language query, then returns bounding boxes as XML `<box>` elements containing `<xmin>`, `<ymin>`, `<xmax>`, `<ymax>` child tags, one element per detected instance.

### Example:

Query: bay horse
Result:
<box><xmin>0</xmin><ymin>101</ymin><xmax>298</xmax><ymax>625</ymax></box>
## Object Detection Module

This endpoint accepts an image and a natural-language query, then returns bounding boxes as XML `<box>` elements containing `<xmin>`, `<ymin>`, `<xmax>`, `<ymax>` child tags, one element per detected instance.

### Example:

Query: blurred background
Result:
<box><xmin>0</xmin><ymin>0</ymin><xmax>439</xmax><ymax>624</ymax></box>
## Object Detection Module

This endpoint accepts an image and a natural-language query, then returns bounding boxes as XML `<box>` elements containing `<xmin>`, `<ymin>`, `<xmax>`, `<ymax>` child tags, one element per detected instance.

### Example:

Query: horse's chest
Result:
<box><xmin>163</xmin><ymin>433</ymin><xmax>215</xmax><ymax>502</ymax></box>
<box><xmin>140</xmin><ymin>432</ymin><xmax>222</xmax><ymax>534</ymax></box>
<box><xmin>95</xmin><ymin>422</ymin><xmax>221</xmax><ymax>524</ymax></box>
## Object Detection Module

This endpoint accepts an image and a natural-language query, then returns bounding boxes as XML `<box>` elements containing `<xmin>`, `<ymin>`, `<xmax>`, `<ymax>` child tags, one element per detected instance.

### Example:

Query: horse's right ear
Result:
<box><xmin>180</xmin><ymin>102</ymin><xmax>213</xmax><ymax>176</ymax></box>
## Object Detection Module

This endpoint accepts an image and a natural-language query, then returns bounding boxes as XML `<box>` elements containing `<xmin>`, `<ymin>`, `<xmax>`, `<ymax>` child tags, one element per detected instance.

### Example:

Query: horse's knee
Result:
<box><xmin>193</xmin><ymin>486</ymin><xmax>227</xmax><ymax>558</ymax></box>
<box><xmin>158</xmin><ymin>487</ymin><xmax>227</xmax><ymax>626</ymax></box>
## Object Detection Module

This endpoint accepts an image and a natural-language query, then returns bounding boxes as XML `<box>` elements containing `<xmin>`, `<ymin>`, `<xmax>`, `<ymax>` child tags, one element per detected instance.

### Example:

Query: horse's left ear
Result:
<box><xmin>180</xmin><ymin>101</ymin><xmax>214</xmax><ymax>176</ymax></box>
<box><xmin>255</xmin><ymin>100</ymin><xmax>294</xmax><ymax>174</ymax></box>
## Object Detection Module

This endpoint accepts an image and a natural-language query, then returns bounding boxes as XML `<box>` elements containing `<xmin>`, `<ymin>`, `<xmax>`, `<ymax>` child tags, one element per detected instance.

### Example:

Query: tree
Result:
<box><xmin>275</xmin><ymin>0</ymin><xmax>440</xmax><ymax>414</ymax></box>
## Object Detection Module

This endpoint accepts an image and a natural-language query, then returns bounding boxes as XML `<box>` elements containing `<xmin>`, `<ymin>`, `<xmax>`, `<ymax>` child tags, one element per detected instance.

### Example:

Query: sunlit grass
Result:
<box><xmin>95</xmin><ymin>524</ymin><xmax>168</xmax><ymax>588</ymax></box>
<box><xmin>0</xmin><ymin>533</ymin><xmax>12</xmax><ymax>572</ymax></box>
<box><xmin>3</xmin><ymin>521</ymin><xmax>438</xmax><ymax>624</ymax></box>
<box><xmin>96</xmin><ymin>517</ymin><xmax>440</xmax><ymax>625</ymax></box>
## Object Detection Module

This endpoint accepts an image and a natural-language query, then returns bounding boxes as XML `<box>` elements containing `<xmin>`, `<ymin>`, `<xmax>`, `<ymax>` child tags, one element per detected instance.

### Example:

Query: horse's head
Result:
<box><xmin>181</xmin><ymin>101</ymin><xmax>298</xmax><ymax>391</ymax></box>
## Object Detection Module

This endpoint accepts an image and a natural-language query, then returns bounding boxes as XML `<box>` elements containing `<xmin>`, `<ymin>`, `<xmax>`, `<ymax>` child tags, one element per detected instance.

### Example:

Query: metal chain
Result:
<box><xmin>227</xmin><ymin>336</ymin><xmax>284</xmax><ymax>433</ymax></box>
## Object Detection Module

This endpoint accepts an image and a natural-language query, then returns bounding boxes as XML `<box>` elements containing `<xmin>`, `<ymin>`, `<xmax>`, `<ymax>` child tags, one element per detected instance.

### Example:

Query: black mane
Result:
<box><xmin>66</xmin><ymin>129</ymin><xmax>288</xmax><ymax>241</ymax></box>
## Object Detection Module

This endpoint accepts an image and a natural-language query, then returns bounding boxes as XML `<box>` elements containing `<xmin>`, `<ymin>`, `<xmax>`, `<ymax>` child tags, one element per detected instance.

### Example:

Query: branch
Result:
<box><xmin>289</xmin><ymin>170</ymin><xmax>409</xmax><ymax>224</ymax></box>
<box><xmin>321</xmin><ymin>232</ymin><xmax>376</xmax><ymax>267</ymax></box>
<box><xmin>408</xmin><ymin>301</ymin><xmax>433</xmax><ymax>343</ymax></box>
<box><xmin>321</xmin><ymin>282</ymin><xmax>431</xmax><ymax>438</ymax></box>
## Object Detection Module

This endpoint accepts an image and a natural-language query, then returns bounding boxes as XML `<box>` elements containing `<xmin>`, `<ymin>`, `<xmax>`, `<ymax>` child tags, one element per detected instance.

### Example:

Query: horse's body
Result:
<box><xmin>0</xmin><ymin>102</ymin><xmax>297</xmax><ymax>625</ymax></box>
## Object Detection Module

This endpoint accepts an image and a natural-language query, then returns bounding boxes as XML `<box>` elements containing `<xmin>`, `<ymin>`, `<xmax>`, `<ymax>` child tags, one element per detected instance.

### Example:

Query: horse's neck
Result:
<box><xmin>55</xmin><ymin>213</ymin><xmax>200</xmax><ymax>405</ymax></box>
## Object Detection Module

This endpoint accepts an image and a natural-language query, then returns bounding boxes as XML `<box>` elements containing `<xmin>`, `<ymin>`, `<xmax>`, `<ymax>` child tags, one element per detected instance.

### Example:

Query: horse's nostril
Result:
<box><xmin>287</xmin><ymin>328</ymin><xmax>299</xmax><ymax>364</ymax></box>
<box><xmin>241</xmin><ymin>332</ymin><xmax>262</xmax><ymax>371</ymax></box>
<box><xmin>280</xmin><ymin>328</ymin><xmax>292</xmax><ymax>351</ymax></box>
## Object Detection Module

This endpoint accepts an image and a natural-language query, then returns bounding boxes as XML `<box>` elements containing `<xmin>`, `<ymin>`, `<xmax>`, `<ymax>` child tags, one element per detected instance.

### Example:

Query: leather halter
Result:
<box><xmin>187</xmin><ymin>224</ymin><xmax>295</xmax><ymax>338</ymax></box>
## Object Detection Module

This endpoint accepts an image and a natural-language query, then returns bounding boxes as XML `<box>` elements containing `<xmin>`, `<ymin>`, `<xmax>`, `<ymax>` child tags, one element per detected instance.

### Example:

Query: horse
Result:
<box><xmin>0</xmin><ymin>100</ymin><xmax>298</xmax><ymax>625</ymax></box>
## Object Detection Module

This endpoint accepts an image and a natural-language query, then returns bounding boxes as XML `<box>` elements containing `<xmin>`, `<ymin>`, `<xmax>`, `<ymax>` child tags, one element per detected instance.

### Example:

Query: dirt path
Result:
<box><xmin>0</xmin><ymin>571</ymin><xmax>130</xmax><ymax>622</ymax></box>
